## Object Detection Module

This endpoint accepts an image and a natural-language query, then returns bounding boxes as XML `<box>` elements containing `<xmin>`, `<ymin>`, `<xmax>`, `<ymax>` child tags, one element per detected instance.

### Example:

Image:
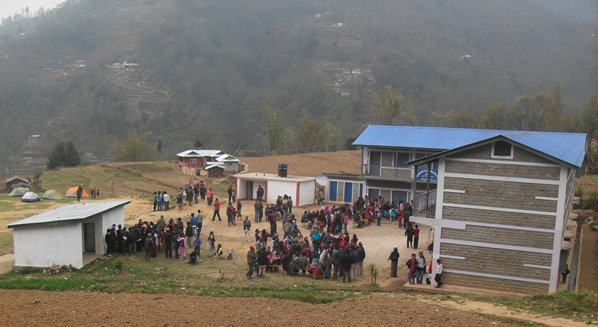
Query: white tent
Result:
<box><xmin>42</xmin><ymin>189</ymin><xmax>63</xmax><ymax>200</ymax></box>
<box><xmin>21</xmin><ymin>192</ymin><xmax>41</xmax><ymax>202</ymax></box>
<box><xmin>9</xmin><ymin>187</ymin><xmax>29</xmax><ymax>197</ymax></box>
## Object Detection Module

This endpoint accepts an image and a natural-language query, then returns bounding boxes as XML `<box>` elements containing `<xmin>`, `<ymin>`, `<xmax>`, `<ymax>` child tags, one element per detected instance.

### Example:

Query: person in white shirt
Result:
<box><xmin>434</xmin><ymin>259</ymin><xmax>443</xmax><ymax>288</ymax></box>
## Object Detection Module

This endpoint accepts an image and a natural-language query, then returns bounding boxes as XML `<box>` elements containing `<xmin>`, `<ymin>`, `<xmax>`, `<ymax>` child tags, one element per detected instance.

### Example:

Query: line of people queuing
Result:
<box><xmin>105</xmin><ymin>210</ymin><xmax>215</xmax><ymax>263</ymax></box>
<box><xmin>152</xmin><ymin>181</ymin><xmax>215</xmax><ymax>212</ymax></box>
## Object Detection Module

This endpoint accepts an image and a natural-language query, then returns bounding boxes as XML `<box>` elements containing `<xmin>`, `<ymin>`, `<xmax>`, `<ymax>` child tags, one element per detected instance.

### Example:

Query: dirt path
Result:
<box><xmin>416</xmin><ymin>296</ymin><xmax>590</xmax><ymax>327</ymax></box>
<box><xmin>0</xmin><ymin>290</ymin><xmax>525</xmax><ymax>327</ymax></box>
<box><xmin>578</xmin><ymin>222</ymin><xmax>598</xmax><ymax>293</ymax></box>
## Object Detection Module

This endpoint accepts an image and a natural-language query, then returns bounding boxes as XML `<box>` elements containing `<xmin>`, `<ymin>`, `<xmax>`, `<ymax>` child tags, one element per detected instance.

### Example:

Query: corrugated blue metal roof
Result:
<box><xmin>353</xmin><ymin>125</ymin><xmax>586</xmax><ymax>167</ymax></box>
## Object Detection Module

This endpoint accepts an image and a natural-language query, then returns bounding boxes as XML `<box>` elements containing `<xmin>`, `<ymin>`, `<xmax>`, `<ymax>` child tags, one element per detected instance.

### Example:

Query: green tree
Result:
<box><xmin>510</xmin><ymin>93</ymin><xmax>548</xmax><ymax>131</ymax></box>
<box><xmin>156</xmin><ymin>138</ymin><xmax>162</xmax><ymax>159</ymax></box>
<box><xmin>369</xmin><ymin>86</ymin><xmax>418</xmax><ymax>126</ymax></box>
<box><xmin>113</xmin><ymin>132</ymin><xmax>153</xmax><ymax>162</ymax></box>
<box><xmin>299</xmin><ymin>119</ymin><xmax>325</xmax><ymax>152</ymax></box>
<box><xmin>482</xmin><ymin>103</ymin><xmax>507</xmax><ymax>129</ymax></box>
<box><xmin>264</xmin><ymin>106</ymin><xmax>285</xmax><ymax>155</ymax></box>
<box><xmin>326</xmin><ymin>123</ymin><xmax>340</xmax><ymax>152</ymax></box>
<box><xmin>581</xmin><ymin>91</ymin><xmax>598</xmax><ymax>174</ymax></box>
<box><xmin>47</xmin><ymin>142</ymin><xmax>66</xmax><ymax>170</ymax></box>
<box><xmin>64</xmin><ymin>141</ymin><xmax>81</xmax><ymax>167</ymax></box>
<box><xmin>546</xmin><ymin>83</ymin><xmax>563</xmax><ymax>131</ymax></box>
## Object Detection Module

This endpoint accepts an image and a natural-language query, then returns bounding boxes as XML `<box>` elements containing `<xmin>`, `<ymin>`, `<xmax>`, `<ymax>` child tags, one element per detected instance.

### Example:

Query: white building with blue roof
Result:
<box><xmin>352</xmin><ymin>125</ymin><xmax>586</xmax><ymax>204</ymax></box>
<box><xmin>353</xmin><ymin>124</ymin><xmax>586</xmax><ymax>293</ymax></box>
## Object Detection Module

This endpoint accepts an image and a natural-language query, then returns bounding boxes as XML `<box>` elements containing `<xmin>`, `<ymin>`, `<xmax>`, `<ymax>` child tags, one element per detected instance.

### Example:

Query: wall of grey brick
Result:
<box><xmin>439</xmin><ymin>243</ymin><xmax>551</xmax><ymax>280</ymax></box>
<box><xmin>448</xmin><ymin>144</ymin><xmax>555</xmax><ymax>165</ymax></box>
<box><xmin>443</xmin><ymin>177</ymin><xmax>558</xmax><ymax>212</ymax></box>
<box><xmin>441</xmin><ymin>225</ymin><xmax>554</xmax><ymax>249</ymax></box>
<box><xmin>443</xmin><ymin>272</ymin><xmax>548</xmax><ymax>293</ymax></box>
<box><xmin>445</xmin><ymin>160</ymin><xmax>560</xmax><ymax>180</ymax></box>
<box><xmin>442</xmin><ymin>206</ymin><xmax>555</xmax><ymax>229</ymax></box>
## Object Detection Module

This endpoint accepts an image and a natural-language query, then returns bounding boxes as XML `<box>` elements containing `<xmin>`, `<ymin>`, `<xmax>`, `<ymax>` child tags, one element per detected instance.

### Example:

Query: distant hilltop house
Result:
<box><xmin>108</xmin><ymin>61</ymin><xmax>139</xmax><ymax>70</ymax></box>
<box><xmin>74</xmin><ymin>60</ymin><xmax>87</xmax><ymax>68</ymax></box>
<box><xmin>4</xmin><ymin>176</ymin><xmax>29</xmax><ymax>193</ymax></box>
<box><xmin>461</xmin><ymin>54</ymin><xmax>472</xmax><ymax>62</ymax></box>
<box><xmin>177</xmin><ymin>150</ymin><xmax>240</xmax><ymax>176</ymax></box>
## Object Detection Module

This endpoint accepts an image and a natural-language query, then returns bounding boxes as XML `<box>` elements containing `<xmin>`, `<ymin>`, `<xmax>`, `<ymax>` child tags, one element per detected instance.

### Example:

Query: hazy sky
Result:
<box><xmin>0</xmin><ymin>0</ymin><xmax>65</xmax><ymax>20</ymax></box>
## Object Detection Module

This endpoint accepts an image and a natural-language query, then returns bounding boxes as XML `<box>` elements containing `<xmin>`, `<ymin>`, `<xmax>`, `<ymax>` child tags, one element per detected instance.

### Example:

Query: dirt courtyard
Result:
<box><xmin>0</xmin><ymin>290</ymin><xmax>526</xmax><ymax>327</ymax></box>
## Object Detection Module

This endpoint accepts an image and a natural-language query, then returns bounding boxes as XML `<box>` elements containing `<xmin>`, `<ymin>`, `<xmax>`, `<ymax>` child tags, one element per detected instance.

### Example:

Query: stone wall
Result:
<box><xmin>442</xmin><ymin>206</ymin><xmax>555</xmax><ymax>229</ymax></box>
<box><xmin>441</xmin><ymin>225</ymin><xmax>553</xmax><ymax>249</ymax></box>
<box><xmin>443</xmin><ymin>272</ymin><xmax>548</xmax><ymax>293</ymax></box>
<box><xmin>439</xmin><ymin>243</ymin><xmax>551</xmax><ymax>280</ymax></box>
<box><xmin>445</xmin><ymin>160</ymin><xmax>560</xmax><ymax>180</ymax></box>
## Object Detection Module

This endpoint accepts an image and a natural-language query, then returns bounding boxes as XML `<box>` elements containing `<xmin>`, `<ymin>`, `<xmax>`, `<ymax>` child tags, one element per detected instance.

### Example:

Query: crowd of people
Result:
<box><xmin>104</xmin><ymin>211</ymin><xmax>212</xmax><ymax>263</ymax></box>
<box><xmin>111</xmin><ymin>184</ymin><xmax>441</xmax><ymax>287</ymax></box>
<box><xmin>245</xmin><ymin>201</ymin><xmax>366</xmax><ymax>283</ymax></box>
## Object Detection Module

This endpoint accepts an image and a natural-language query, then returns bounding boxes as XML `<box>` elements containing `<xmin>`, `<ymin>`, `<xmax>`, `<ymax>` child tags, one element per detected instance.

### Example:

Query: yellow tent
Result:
<box><xmin>65</xmin><ymin>187</ymin><xmax>89</xmax><ymax>198</ymax></box>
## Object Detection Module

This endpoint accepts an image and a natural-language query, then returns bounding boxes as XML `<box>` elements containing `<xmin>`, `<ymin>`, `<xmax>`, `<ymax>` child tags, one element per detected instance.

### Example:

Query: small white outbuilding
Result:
<box><xmin>7</xmin><ymin>200</ymin><xmax>130</xmax><ymax>268</ymax></box>
<box><xmin>235</xmin><ymin>172</ymin><xmax>315</xmax><ymax>207</ymax></box>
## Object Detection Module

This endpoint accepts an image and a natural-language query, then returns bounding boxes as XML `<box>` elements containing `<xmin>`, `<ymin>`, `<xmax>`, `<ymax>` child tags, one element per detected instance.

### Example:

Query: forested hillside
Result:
<box><xmin>0</xmin><ymin>0</ymin><xmax>595</xmax><ymax>173</ymax></box>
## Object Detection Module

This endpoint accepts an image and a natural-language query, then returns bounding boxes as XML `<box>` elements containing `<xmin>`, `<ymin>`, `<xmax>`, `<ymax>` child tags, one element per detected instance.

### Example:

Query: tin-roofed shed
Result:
<box><xmin>8</xmin><ymin>200</ymin><xmax>130</xmax><ymax>268</ymax></box>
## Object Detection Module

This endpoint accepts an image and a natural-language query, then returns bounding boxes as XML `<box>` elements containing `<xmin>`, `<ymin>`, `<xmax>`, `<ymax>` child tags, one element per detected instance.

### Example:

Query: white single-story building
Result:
<box><xmin>234</xmin><ymin>172</ymin><xmax>315</xmax><ymax>207</ymax></box>
<box><xmin>7</xmin><ymin>200</ymin><xmax>130</xmax><ymax>269</ymax></box>
<box><xmin>207</xmin><ymin>153</ymin><xmax>241</xmax><ymax>173</ymax></box>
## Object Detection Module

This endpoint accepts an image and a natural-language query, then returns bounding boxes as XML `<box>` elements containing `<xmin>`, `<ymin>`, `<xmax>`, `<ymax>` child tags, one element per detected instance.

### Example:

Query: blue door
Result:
<box><xmin>344</xmin><ymin>183</ymin><xmax>353</xmax><ymax>202</ymax></box>
<box><xmin>329</xmin><ymin>181</ymin><xmax>337</xmax><ymax>201</ymax></box>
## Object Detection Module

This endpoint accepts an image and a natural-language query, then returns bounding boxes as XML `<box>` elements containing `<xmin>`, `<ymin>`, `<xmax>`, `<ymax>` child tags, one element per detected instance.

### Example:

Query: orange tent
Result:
<box><xmin>65</xmin><ymin>187</ymin><xmax>89</xmax><ymax>198</ymax></box>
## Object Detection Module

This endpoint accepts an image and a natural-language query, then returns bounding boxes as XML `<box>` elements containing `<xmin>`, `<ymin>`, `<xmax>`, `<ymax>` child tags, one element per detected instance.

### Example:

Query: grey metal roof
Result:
<box><xmin>7</xmin><ymin>200</ymin><xmax>130</xmax><ymax>228</ymax></box>
<box><xmin>353</xmin><ymin>125</ymin><xmax>586</xmax><ymax>167</ymax></box>
<box><xmin>4</xmin><ymin>176</ymin><xmax>28</xmax><ymax>183</ymax></box>
<box><xmin>176</xmin><ymin>150</ymin><xmax>222</xmax><ymax>158</ymax></box>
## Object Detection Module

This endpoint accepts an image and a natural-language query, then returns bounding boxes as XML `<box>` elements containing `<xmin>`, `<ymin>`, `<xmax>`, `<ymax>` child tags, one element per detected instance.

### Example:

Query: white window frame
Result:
<box><xmin>491</xmin><ymin>141</ymin><xmax>513</xmax><ymax>159</ymax></box>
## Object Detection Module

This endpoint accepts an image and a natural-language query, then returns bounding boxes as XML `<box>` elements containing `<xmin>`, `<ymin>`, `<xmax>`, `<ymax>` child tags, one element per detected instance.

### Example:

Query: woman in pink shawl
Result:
<box><xmin>177</xmin><ymin>232</ymin><xmax>187</xmax><ymax>261</ymax></box>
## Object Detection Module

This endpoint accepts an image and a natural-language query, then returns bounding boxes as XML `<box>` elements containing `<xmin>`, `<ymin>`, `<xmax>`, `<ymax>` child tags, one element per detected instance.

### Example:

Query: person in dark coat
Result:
<box><xmin>268</xmin><ymin>212</ymin><xmax>277</xmax><ymax>236</ymax></box>
<box><xmin>105</xmin><ymin>229</ymin><xmax>114</xmax><ymax>255</ymax></box>
<box><xmin>388</xmin><ymin>247</ymin><xmax>400</xmax><ymax>277</ymax></box>
<box><xmin>164</xmin><ymin>227</ymin><xmax>173</xmax><ymax>258</ymax></box>
<box><xmin>341</xmin><ymin>247</ymin><xmax>354</xmax><ymax>282</ymax></box>
<box><xmin>256</xmin><ymin>248</ymin><xmax>268</xmax><ymax>278</ymax></box>
<box><xmin>405</xmin><ymin>223</ymin><xmax>414</xmax><ymax>248</ymax></box>
<box><xmin>144</xmin><ymin>232</ymin><xmax>154</xmax><ymax>262</ymax></box>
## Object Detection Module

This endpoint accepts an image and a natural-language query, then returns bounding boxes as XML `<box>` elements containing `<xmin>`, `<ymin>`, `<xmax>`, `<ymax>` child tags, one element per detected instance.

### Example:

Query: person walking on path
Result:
<box><xmin>212</xmin><ymin>198</ymin><xmax>222</xmax><ymax>221</ymax></box>
<box><xmin>246</xmin><ymin>245</ymin><xmax>257</xmax><ymax>278</ymax></box>
<box><xmin>243</xmin><ymin>216</ymin><xmax>252</xmax><ymax>242</ymax></box>
<box><xmin>227</xmin><ymin>185</ymin><xmax>234</xmax><ymax>204</ymax></box>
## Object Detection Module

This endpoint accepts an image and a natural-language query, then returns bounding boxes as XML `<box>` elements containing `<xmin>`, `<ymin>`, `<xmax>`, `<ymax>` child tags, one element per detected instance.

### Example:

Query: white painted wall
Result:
<box><xmin>267</xmin><ymin>180</ymin><xmax>295</xmax><ymax>204</ymax></box>
<box><xmin>13</xmin><ymin>223</ymin><xmax>83</xmax><ymax>268</ymax></box>
<box><xmin>299</xmin><ymin>180</ymin><xmax>315</xmax><ymax>206</ymax></box>
<box><xmin>237</xmin><ymin>178</ymin><xmax>246</xmax><ymax>199</ymax></box>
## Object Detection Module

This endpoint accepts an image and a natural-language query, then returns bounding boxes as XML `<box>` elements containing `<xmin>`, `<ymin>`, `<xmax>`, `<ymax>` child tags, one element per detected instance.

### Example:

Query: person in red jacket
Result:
<box><xmin>212</xmin><ymin>198</ymin><xmax>222</xmax><ymax>221</ymax></box>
